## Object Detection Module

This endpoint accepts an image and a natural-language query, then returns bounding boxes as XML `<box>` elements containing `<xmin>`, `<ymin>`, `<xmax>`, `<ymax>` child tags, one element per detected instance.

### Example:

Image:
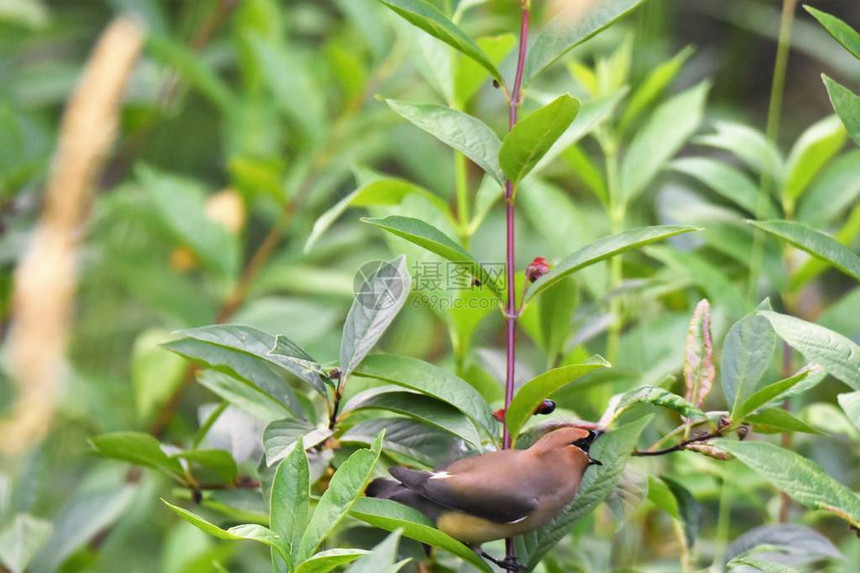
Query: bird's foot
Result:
<box><xmin>479</xmin><ymin>550</ymin><xmax>526</xmax><ymax>571</ymax></box>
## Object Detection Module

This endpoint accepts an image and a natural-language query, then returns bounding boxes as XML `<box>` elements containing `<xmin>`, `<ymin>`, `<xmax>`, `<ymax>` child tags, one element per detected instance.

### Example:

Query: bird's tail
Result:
<box><xmin>365</xmin><ymin>477</ymin><xmax>402</xmax><ymax>499</ymax></box>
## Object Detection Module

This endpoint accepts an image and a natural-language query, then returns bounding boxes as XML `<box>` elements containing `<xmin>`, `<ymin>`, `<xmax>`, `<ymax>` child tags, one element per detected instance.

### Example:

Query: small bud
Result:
<box><xmin>471</xmin><ymin>277</ymin><xmax>483</xmax><ymax>287</ymax></box>
<box><xmin>327</xmin><ymin>367</ymin><xmax>342</xmax><ymax>382</ymax></box>
<box><xmin>493</xmin><ymin>408</ymin><xmax>506</xmax><ymax>423</ymax></box>
<box><xmin>192</xmin><ymin>489</ymin><xmax>203</xmax><ymax>504</ymax></box>
<box><xmin>492</xmin><ymin>79</ymin><xmax>500</xmax><ymax>89</ymax></box>
<box><xmin>685</xmin><ymin>443</ymin><xmax>728</xmax><ymax>460</ymax></box>
<box><xmin>526</xmin><ymin>257</ymin><xmax>551</xmax><ymax>283</ymax></box>
<box><xmin>533</xmin><ymin>399</ymin><xmax>556</xmax><ymax>416</ymax></box>
<box><xmin>718</xmin><ymin>415</ymin><xmax>732</xmax><ymax>431</ymax></box>
<box><xmin>736</xmin><ymin>424</ymin><xmax>750</xmax><ymax>441</ymax></box>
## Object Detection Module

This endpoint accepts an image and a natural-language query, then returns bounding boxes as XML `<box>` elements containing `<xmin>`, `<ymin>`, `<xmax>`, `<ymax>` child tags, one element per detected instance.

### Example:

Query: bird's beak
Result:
<box><xmin>587</xmin><ymin>430</ymin><xmax>604</xmax><ymax>466</ymax></box>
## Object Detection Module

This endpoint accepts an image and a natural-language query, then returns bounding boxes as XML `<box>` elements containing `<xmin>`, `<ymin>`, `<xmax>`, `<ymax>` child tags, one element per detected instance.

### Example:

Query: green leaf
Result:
<box><xmin>166</xmin><ymin>324</ymin><xmax>318</xmax><ymax>400</ymax></box>
<box><xmin>683</xmin><ymin>300</ymin><xmax>716</xmax><ymax>409</ymax></box>
<box><xmin>783</xmin><ymin>115</ymin><xmax>846</xmax><ymax>201</ymax></box>
<box><xmin>345</xmin><ymin>529</ymin><xmax>404</xmax><ymax>573</ymax></box>
<box><xmin>507</xmin><ymin>359</ymin><xmax>610</xmax><ymax>443</ymax></box>
<box><xmin>525</xmin><ymin>225</ymin><xmax>699</xmax><ymax>302</ymax></box>
<box><xmin>90</xmin><ymin>432</ymin><xmax>186</xmax><ymax>482</ymax></box>
<box><xmin>620</xmin><ymin>82</ymin><xmax>709</xmax><ymax>201</ymax></box>
<box><xmin>724</xmin><ymin>523</ymin><xmax>842</xmax><ymax>569</ymax></box>
<box><xmin>538</xmin><ymin>277</ymin><xmax>577</xmax><ymax>363</ymax></box>
<box><xmin>0</xmin><ymin>514</ymin><xmax>52</xmax><ymax>573</ymax></box>
<box><xmin>264</xmin><ymin>420</ymin><xmax>333</xmax><ymax>467</ymax></box>
<box><xmin>377</xmin><ymin>0</ymin><xmax>502</xmax><ymax>83</ymax></box>
<box><xmin>383</xmin><ymin>99</ymin><xmax>504</xmax><ymax>183</ymax></box>
<box><xmin>295</xmin><ymin>549</ymin><xmax>369</xmax><ymax>573</ymax></box>
<box><xmin>342</xmin><ymin>388</ymin><xmax>481</xmax><ymax>447</ymax></box>
<box><xmin>162</xmin><ymin>500</ymin><xmax>287</xmax><ymax>559</ymax></box>
<box><xmin>798</xmin><ymin>149</ymin><xmax>860</xmax><ymax>226</ymax></box>
<box><xmin>454</xmin><ymin>34</ymin><xmax>516</xmax><ymax>107</ymax></box>
<box><xmin>696</xmin><ymin>121</ymin><xmax>783</xmax><ymax>179</ymax></box>
<box><xmin>197</xmin><ymin>371</ymin><xmax>291</xmax><ymax>422</ymax></box>
<box><xmin>670</xmin><ymin>157</ymin><xmax>779</xmax><ymax>218</ymax></box>
<box><xmin>758</xmin><ymin>311</ymin><xmax>860</xmax><ymax>391</ymax></box>
<box><xmin>837</xmin><ymin>391</ymin><xmax>860</xmax><ymax>431</ymax></box>
<box><xmin>751</xmin><ymin>220</ymin><xmax>860</xmax><ymax>282</ymax></box>
<box><xmin>355</xmin><ymin>354</ymin><xmax>496</xmax><ymax>438</ymax></box>
<box><xmin>362</xmin><ymin>217</ymin><xmax>501</xmax><ymax>295</ymax></box>
<box><xmin>722</xmin><ymin>300</ymin><xmax>776</xmax><ymax>415</ymax></box>
<box><xmin>341</xmin><ymin>255</ymin><xmax>413</xmax><ymax>378</ymax></box>
<box><xmin>745</xmin><ymin>408</ymin><xmax>822</xmax><ymax>435</ymax></box>
<box><xmin>727</xmin><ymin>558</ymin><xmax>799</xmax><ymax>573</ymax></box>
<box><xmin>804</xmin><ymin>6</ymin><xmax>860</xmax><ymax>60</ymax></box>
<box><xmin>349</xmin><ymin>498</ymin><xmax>491</xmax><ymax>572</ymax></box>
<box><xmin>170</xmin><ymin>450</ymin><xmax>238</xmax><ymax>485</ymax></box>
<box><xmin>269</xmin><ymin>335</ymin><xmax>330</xmax><ymax>388</ymax></box>
<box><xmin>499</xmin><ymin>94</ymin><xmax>580</xmax><ymax>185</ymax></box>
<box><xmin>532</xmin><ymin>91</ymin><xmax>626</xmax><ymax>177</ymax></box>
<box><xmin>619</xmin><ymin>45</ymin><xmax>695</xmax><ymax>134</ymax></box>
<box><xmin>735</xmin><ymin>366</ymin><xmax>823</xmax><ymax>421</ymax></box>
<box><xmin>305</xmin><ymin>177</ymin><xmax>452</xmax><ymax>253</ymax></box>
<box><xmin>520</xmin><ymin>415</ymin><xmax>653</xmax><ymax>569</ymax></box>
<box><xmin>823</xmin><ymin>75</ymin><xmax>860</xmax><ymax>147</ymax></box>
<box><xmin>610</xmin><ymin>387</ymin><xmax>706</xmax><ymax>426</ymax></box>
<box><xmin>271</xmin><ymin>439</ymin><xmax>310</xmax><ymax>565</ymax></box>
<box><xmin>342</xmin><ymin>419</ymin><xmax>457</xmax><ymax>468</ymax></box>
<box><xmin>718</xmin><ymin>440</ymin><xmax>860</xmax><ymax>528</ymax></box>
<box><xmin>524</xmin><ymin>0</ymin><xmax>647</xmax><ymax>83</ymax></box>
<box><xmin>296</xmin><ymin>434</ymin><xmax>384</xmax><ymax>562</ymax></box>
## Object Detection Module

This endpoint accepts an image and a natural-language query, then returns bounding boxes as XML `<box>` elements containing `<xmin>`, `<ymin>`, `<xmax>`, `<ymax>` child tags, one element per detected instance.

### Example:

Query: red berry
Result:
<box><xmin>526</xmin><ymin>257</ymin><xmax>551</xmax><ymax>283</ymax></box>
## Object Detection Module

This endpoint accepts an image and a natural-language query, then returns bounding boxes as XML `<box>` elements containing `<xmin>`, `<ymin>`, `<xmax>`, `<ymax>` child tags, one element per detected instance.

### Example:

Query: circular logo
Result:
<box><xmin>353</xmin><ymin>260</ymin><xmax>406</xmax><ymax>310</ymax></box>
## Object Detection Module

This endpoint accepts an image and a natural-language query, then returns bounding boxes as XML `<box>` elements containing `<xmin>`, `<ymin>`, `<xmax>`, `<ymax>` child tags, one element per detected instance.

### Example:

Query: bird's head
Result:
<box><xmin>530</xmin><ymin>426</ymin><xmax>604</xmax><ymax>469</ymax></box>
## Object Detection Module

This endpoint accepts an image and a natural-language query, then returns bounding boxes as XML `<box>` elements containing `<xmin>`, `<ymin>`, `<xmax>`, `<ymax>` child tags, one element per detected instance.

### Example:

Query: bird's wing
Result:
<box><xmin>389</xmin><ymin>463</ymin><xmax>538</xmax><ymax>524</ymax></box>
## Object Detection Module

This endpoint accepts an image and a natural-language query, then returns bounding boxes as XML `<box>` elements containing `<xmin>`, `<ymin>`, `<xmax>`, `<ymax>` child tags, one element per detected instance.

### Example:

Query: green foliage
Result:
<box><xmin>5</xmin><ymin>1</ymin><xmax>858</xmax><ymax>571</ymax></box>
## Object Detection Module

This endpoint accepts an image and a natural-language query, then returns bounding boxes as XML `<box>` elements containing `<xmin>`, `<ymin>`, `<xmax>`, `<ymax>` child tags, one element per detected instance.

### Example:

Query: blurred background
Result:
<box><xmin>0</xmin><ymin>0</ymin><xmax>858</xmax><ymax>571</ymax></box>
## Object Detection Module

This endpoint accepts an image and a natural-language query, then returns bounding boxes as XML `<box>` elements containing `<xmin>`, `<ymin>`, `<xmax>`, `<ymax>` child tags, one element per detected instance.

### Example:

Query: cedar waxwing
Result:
<box><xmin>366</xmin><ymin>426</ymin><xmax>603</xmax><ymax>569</ymax></box>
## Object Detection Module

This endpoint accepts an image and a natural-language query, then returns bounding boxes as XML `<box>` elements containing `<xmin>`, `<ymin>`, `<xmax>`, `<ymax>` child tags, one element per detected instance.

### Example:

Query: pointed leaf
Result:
<box><xmin>341</xmin><ymin>256</ymin><xmax>412</xmax><ymax>378</ymax></box>
<box><xmin>524</xmin><ymin>0</ymin><xmax>647</xmax><ymax>82</ymax></box>
<box><xmin>823</xmin><ymin>75</ymin><xmax>860</xmax><ymax>147</ymax></box>
<box><xmin>784</xmin><ymin>115</ymin><xmax>846</xmax><ymax>200</ymax></box>
<box><xmin>507</xmin><ymin>358</ymin><xmax>610</xmax><ymax>443</ymax></box>
<box><xmin>525</xmin><ymin>225</ymin><xmax>699</xmax><ymax>302</ymax></box>
<box><xmin>837</xmin><ymin>391</ymin><xmax>860</xmax><ymax>431</ymax></box>
<box><xmin>735</xmin><ymin>366</ymin><xmax>823</xmax><ymax>421</ymax></box>
<box><xmin>805</xmin><ymin>6</ymin><xmax>860</xmax><ymax>60</ymax></box>
<box><xmin>758</xmin><ymin>311</ymin><xmax>860</xmax><ymax>391</ymax></box>
<box><xmin>355</xmin><ymin>354</ymin><xmax>496</xmax><ymax>438</ymax></box>
<box><xmin>722</xmin><ymin>300</ymin><xmax>776</xmax><ymax>414</ymax></box>
<box><xmin>718</xmin><ymin>440</ymin><xmax>860</xmax><ymax>529</ymax></box>
<box><xmin>377</xmin><ymin>0</ymin><xmax>502</xmax><ymax>82</ymax></box>
<box><xmin>619</xmin><ymin>45</ymin><xmax>695</xmax><ymax>133</ymax></box>
<box><xmin>696</xmin><ymin>121</ymin><xmax>783</xmax><ymax>179</ymax></box>
<box><xmin>609</xmin><ymin>386</ymin><xmax>706</xmax><ymax>426</ymax></box>
<box><xmin>349</xmin><ymin>498</ymin><xmax>491</xmax><ymax>572</ymax></box>
<box><xmin>296</xmin><ymin>434</ymin><xmax>384</xmax><ymax>561</ymax></box>
<box><xmin>362</xmin><ymin>216</ymin><xmax>501</xmax><ymax>295</ymax></box>
<box><xmin>662</xmin><ymin>477</ymin><xmax>702</xmax><ymax>549</ymax></box>
<box><xmin>296</xmin><ymin>549</ymin><xmax>369</xmax><ymax>573</ymax></box>
<box><xmin>383</xmin><ymin>99</ymin><xmax>503</xmax><ymax>183</ymax></box>
<box><xmin>670</xmin><ymin>157</ymin><xmax>779</xmax><ymax>218</ymax></box>
<box><xmin>271</xmin><ymin>439</ymin><xmax>310</xmax><ymax>564</ymax></box>
<box><xmin>620</xmin><ymin>82</ymin><xmax>709</xmax><ymax>201</ymax></box>
<box><xmin>264</xmin><ymin>420</ymin><xmax>333</xmax><ymax>467</ymax></box>
<box><xmin>163</xmin><ymin>500</ymin><xmax>287</xmax><ymax>559</ymax></box>
<box><xmin>90</xmin><ymin>432</ymin><xmax>185</xmax><ymax>482</ymax></box>
<box><xmin>500</xmin><ymin>94</ymin><xmax>580</xmax><ymax>185</ymax></box>
<box><xmin>0</xmin><ymin>514</ymin><xmax>52</xmax><ymax>573</ymax></box>
<box><xmin>745</xmin><ymin>408</ymin><xmax>822</xmax><ymax>435</ymax></box>
<box><xmin>345</xmin><ymin>529</ymin><xmax>404</xmax><ymax>572</ymax></box>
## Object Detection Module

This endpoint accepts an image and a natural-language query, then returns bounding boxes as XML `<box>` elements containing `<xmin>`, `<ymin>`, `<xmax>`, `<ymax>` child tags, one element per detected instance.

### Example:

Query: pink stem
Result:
<box><xmin>502</xmin><ymin>4</ymin><xmax>530</xmax><ymax>567</ymax></box>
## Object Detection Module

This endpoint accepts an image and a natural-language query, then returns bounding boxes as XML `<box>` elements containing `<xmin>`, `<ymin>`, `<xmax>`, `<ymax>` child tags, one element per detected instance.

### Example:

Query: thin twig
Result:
<box><xmin>632</xmin><ymin>429</ymin><xmax>724</xmax><ymax>457</ymax></box>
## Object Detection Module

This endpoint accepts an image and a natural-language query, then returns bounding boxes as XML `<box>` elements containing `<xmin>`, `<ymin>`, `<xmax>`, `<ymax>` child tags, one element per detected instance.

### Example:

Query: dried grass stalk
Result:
<box><xmin>1</xmin><ymin>17</ymin><xmax>146</xmax><ymax>455</ymax></box>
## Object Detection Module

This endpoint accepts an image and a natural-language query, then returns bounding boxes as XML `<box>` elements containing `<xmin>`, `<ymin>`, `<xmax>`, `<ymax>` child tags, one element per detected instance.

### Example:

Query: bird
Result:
<box><xmin>365</xmin><ymin>426</ymin><xmax>603</xmax><ymax>571</ymax></box>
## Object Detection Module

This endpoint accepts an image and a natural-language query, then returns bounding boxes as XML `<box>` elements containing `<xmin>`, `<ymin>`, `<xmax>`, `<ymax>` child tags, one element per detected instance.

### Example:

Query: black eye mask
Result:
<box><xmin>572</xmin><ymin>430</ymin><xmax>603</xmax><ymax>465</ymax></box>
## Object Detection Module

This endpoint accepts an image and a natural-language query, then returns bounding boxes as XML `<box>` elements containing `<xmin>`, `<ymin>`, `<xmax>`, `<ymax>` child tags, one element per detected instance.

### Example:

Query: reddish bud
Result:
<box><xmin>533</xmin><ymin>399</ymin><xmax>556</xmax><ymax>416</ymax></box>
<box><xmin>493</xmin><ymin>408</ymin><xmax>506</xmax><ymax>423</ymax></box>
<box><xmin>526</xmin><ymin>257</ymin><xmax>551</xmax><ymax>283</ymax></box>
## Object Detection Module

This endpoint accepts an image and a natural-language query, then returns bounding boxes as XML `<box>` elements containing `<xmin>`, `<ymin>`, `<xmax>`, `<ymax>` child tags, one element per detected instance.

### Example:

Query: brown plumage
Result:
<box><xmin>366</xmin><ymin>427</ymin><xmax>602</xmax><ymax>549</ymax></box>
